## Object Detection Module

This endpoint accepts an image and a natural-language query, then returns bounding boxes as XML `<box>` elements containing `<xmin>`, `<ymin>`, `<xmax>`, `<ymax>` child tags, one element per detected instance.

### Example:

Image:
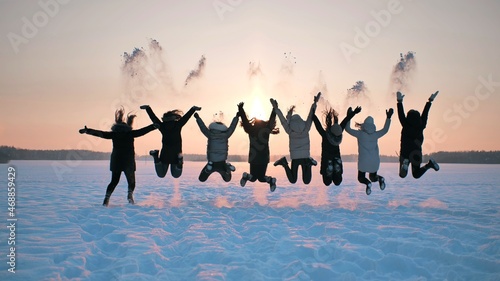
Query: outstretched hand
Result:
<box><xmin>429</xmin><ymin>91</ymin><xmax>439</xmax><ymax>102</ymax></box>
<box><xmin>347</xmin><ymin>106</ymin><xmax>362</xmax><ymax>116</ymax></box>
<box><xmin>386</xmin><ymin>108</ymin><xmax>394</xmax><ymax>119</ymax></box>
<box><xmin>314</xmin><ymin>92</ymin><xmax>321</xmax><ymax>103</ymax></box>
<box><xmin>237</xmin><ymin>102</ymin><xmax>244</xmax><ymax>109</ymax></box>
<box><xmin>140</xmin><ymin>105</ymin><xmax>149</xmax><ymax>110</ymax></box>
<box><xmin>194</xmin><ymin>113</ymin><xmax>200</xmax><ymax>119</ymax></box>
<box><xmin>192</xmin><ymin>106</ymin><xmax>202</xmax><ymax>111</ymax></box>
<box><xmin>397</xmin><ymin>91</ymin><xmax>405</xmax><ymax>102</ymax></box>
<box><xmin>270</xmin><ymin>98</ymin><xmax>278</xmax><ymax>109</ymax></box>
<box><xmin>353</xmin><ymin>106</ymin><xmax>361</xmax><ymax>114</ymax></box>
<box><xmin>79</xmin><ymin>126</ymin><xmax>88</xmax><ymax>134</ymax></box>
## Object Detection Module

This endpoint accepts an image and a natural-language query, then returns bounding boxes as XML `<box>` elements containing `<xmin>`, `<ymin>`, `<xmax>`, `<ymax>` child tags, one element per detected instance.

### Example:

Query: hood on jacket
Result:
<box><xmin>209</xmin><ymin>122</ymin><xmax>228</xmax><ymax>133</ymax></box>
<box><xmin>326</xmin><ymin>123</ymin><xmax>343</xmax><ymax>145</ymax></box>
<box><xmin>360</xmin><ymin>116</ymin><xmax>376</xmax><ymax>134</ymax></box>
<box><xmin>406</xmin><ymin>110</ymin><xmax>422</xmax><ymax>128</ymax></box>
<box><xmin>288</xmin><ymin>114</ymin><xmax>305</xmax><ymax>132</ymax></box>
<box><xmin>111</xmin><ymin>123</ymin><xmax>132</xmax><ymax>132</ymax></box>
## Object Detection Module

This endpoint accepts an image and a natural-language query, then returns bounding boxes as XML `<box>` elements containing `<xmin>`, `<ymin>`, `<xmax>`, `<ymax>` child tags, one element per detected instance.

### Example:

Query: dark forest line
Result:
<box><xmin>1</xmin><ymin>146</ymin><xmax>499</xmax><ymax>164</ymax></box>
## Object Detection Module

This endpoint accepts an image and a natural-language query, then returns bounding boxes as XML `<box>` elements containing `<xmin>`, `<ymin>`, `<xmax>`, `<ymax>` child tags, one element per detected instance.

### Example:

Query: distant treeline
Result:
<box><xmin>428</xmin><ymin>151</ymin><xmax>500</xmax><ymax>164</ymax></box>
<box><xmin>1</xmin><ymin>146</ymin><xmax>499</xmax><ymax>164</ymax></box>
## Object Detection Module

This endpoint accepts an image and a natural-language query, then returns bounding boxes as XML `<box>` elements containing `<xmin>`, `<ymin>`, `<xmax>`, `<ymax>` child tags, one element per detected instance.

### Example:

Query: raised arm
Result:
<box><xmin>344</xmin><ymin>120</ymin><xmax>359</xmax><ymax>138</ymax></box>
<box><xmin>396</xmin><ymin>92</ymin><xmax>406</xmax><ymax>125</ymax></box>
<box><xmin>225</xmin><ymin>112</ymin><xmax>240</xmax><ymax>138</ymax></box>
<box><xmin>194</xmin><ymin>113</ymin><xmax>210</xmax><ymax>138</ymax></box>
<box><xmin>304</xmin><ymin>92</ymin><xmax>321</xmax><ymax>132</ymax></box>
<box><xmin>81</xmin><ymin>127</ymin><xmax>113</xmax><ymax>139</ymax></box>
<box><xmin>341</xmin><ymin>106</ymin><xmax>361</xmax><ymax>129</ymax></box>
<box><xmin>375</xmin><ymin>118</ymin><xmax>391</xmax><ymax>139</ymax></box>
<box><xmin>304</xmin><ymin>102</ymin><xmax>317</xmax><ymax>132</ymax></box>
<box><xmin>140</xmin><ymin>105</ymin><xmax>162</xmax><ymax>124</ymax></box>
<box><xmin>132</xmin><ymin>124</ymin><xmax>156</xmax><ymax>138</ymax></box>
<box><xmin>238</xmin><ymin>102</ymin><xmax>252</xmax><ymax>133</ymax></box>
<box><xmin>421</xmin><ymin>91</ymin><xmax>438</xmax><ymax>129</ymax></box>
<box><xmin>421</xmin><ymin>102</ymin><xmax>432</xmax><ymax>129</ymax></box>
<box><xmin>374</xmin><ymin>108</ymin><xmax>393</xmax><ymax>138</ymax></box>
<box><xmin>179</xmin><ymin>106</ymin><xmax>201</xmax><ymax>127</ymax></box>
<box><xmin>270</xmin><ymin>98</ymin><xmax>291</xmax><ymax>134</ymax></box>
<box><xmin>267</xmin><ymin>108</ymin><xmax>277</xmax><ymax>130</ymax></box>
<box><xmin>312</xmin><ymin>114</ymin><xmax>326</xmax><ymax>137</ymax></box>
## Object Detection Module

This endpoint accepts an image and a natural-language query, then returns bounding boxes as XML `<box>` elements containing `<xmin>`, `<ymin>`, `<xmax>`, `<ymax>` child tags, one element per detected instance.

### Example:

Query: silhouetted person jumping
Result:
<box><xmin>313</xmin><ymin>106</ymin><xmax>361</xmax><ymax>186</ymax></box>
<box><xmin>194</xmin><ymin>111</ymin><xmax>239</xmax><ymax>182</ymax></box>
<box><xmin>346</xmin><ymin>108</ymin><xmax>393</xmax><ymax>195</ymax></box>
<box><xmin>79</xmin><ymin>108</ymin><xmax>156</xmax><ymax>206</ymax></box>
<box><xmin>140</xmin><ymin>105</ymin><xmax>201</xmax><ymax>178</ymax></box>
<box><xmin>238</xmin><ymin>102</ymin><xmax>280</xmax><ymax>192</ymax></box>
<box><xmin>271</xmin><ymin>93</ymin><xmax>320</xmax><ymax>185</ymax></box>
<box><xmin>397</xmin><ymin>91</ymin><xmax>440</xmax><ymax>178</ymax></box>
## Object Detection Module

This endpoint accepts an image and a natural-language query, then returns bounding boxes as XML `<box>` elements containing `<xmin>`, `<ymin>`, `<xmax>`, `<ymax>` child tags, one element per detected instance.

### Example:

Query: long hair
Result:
<box><xmin>240</xmin><ymin>114</ymin><xmax>280</xmax><ymax>135</ymax></box>
<box><xmin>323</xmin><ymin>107</ymin><xmax>339</xmax><ymax>129</ymax></box>
<box><xmin>115</xmin><ymin>107</ymin><xmax>136</xmax><ymax>127</ymax></box>
<box><xmin>162</xmin><ymin>109</ymin><xmax>183</xmax><ymax>121</ymax></box>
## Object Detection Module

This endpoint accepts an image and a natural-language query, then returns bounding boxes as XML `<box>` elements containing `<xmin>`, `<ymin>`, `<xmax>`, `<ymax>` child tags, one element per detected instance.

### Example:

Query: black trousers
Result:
<box><xmin>320</xmin><ymin>159</ymin><xmax>343</xmax><ymax>186</ymax></box>
<box><xmin>280</xmin><ymin>158</ymin><xmax>312</xmax><ymax>184</ymax></box>
<box><xmin>357</xmin><ymin>171</ymin><xmax>379</xmax><ymax>185</ymax></box>
<box><xmin>105</xmin><ymin>169</ymin><xmax>135</xmax><ymax>198</ymax></box>
<box><xmin>199</xmin><ymin>161</ymin><xmax>232</xmax><ymax>182</ymax></box>
<box><xmin>248</xmin><ymin>163</ymin><xmax>270</xmax><ymax>182</ymax></box>
<box><xmin>400</xmin><ymin>152</ymin><xmax>429</xmax><ymax>179</ymax></box>
<box><xmin>154</xmin><ymin>162</ymin><xmax>182</xmax><ymax>178</ymax></box>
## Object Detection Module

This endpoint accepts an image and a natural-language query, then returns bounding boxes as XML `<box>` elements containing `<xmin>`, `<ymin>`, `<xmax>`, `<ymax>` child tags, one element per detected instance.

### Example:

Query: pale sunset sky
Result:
<box><xmin>1</xmin><ymin>0</ymin><xmax>499</xmax><ymax>158</ymax></box>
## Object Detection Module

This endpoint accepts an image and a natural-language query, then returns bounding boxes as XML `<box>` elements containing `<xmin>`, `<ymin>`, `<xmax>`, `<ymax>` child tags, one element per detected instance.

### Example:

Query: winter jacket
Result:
<box><xmin>397</xmin><ymin>101</ymin><xmax>431</xmax><ymax>158</ymax></box>
<box><xmin>144</xmin><ymin>106</ymin><xmax>196</xmax><ymax>164</ymax></box>
<box><xmin>196</xmin><ymin>115</ymin><xmax>239</xmax><ymax>162</ymax></box>
<box><xmin>275</xmin><ymin>104</ymin><xmax>315</xmax><ymax>159</ymax></box>
<box><xmin>85</xmin><ymin>124</ymin><xmax>156</xmax><ymax>172</ymax></box>
<box><xmin>239</xmin><ymin>107</ymin><xmax>277</xmax><ymax>164</ymax></box>
<box><xmin>345</xmin><ymin>117</ymin><xmax>391</xmax><ymax>173</ymax></box>
<box><xmin>313</xmin><ymin>112</ymin><xmax>356</xmax><ymax>171</ymax></box>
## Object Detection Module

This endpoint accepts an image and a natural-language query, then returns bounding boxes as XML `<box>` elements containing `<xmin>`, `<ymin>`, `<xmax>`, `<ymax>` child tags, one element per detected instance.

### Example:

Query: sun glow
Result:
<box><xmin>249</xmin><ymin>88</ymin><xmax>267</xmax><ymax>120</ymax></box>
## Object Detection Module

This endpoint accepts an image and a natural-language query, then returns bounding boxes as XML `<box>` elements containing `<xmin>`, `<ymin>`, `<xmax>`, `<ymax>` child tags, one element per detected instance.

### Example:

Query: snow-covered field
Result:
<box><xmin>0</xmin><ymin>160</ymin><xmax>499</xmax><ymax>280</ymax></box>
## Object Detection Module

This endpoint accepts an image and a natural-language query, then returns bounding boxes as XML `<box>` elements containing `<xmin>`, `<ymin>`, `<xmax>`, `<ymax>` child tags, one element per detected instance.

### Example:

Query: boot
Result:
<box><xmin>102</xmin><ymin>196</ymin><xmax>110</xmax><ymax>207</ymax></box>
<box><xmin>127</xmin><ymin>192</ymin><xmax>134</xmax><ymax>205</ymax></box>
<box><xmin>427</xmin><ymin>158</ymin><xmax>440</xmax><ymax>171</ymax></box>
<box><xmin>149</xmin><ymin>150</ymin><xmax>160</xmax><ymax>162</ymax></box>
<box><xmin>273</xmin><ymin>157</ymin><xmax>288</xmax><ymax>167</ymax></box>
<box><xmin>309</xmin><ymin>157</ymin><xmax>317</xmax><ymax>166</ymax></box>
<box><xmin>227</xmin><ymin>162</ymin><xmax>236</xmax><ymax>172</ymax></box>
<box><xmin>240</xmin><ymin>172</ymin><xmax>252</xmax><ymax>187</ymax></box>
<box><xmin>268</xmin><ymin>177</ymin><xmax>277</xmax><ymax>192</ymax></box>
<box><xmin>378</xmin><ymin>176</ymin><xmax>386</xmax><ymax>190</ymax></box>
<box><xmin>365</xmin><ymin>182</ymin><xmax>372</xmax><ymax>195</ymax></box>
<box><xmin>400</xmin><ymin>159</ymin><xmax>409</xmax><ymax>178</ymax></box>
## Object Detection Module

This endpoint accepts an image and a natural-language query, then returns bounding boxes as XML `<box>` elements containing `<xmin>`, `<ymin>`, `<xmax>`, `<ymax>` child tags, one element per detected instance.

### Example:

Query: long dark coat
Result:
<box><xmin>86</xmin><ymin>123</ymin><xmax>156</xmax><ymax>172</ymax></box>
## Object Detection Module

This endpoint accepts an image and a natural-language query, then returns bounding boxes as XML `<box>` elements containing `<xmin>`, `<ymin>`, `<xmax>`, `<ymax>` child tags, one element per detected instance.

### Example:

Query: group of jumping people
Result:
<box><xmin>79</xmin><ymin>91</ymin><xmax>440</xmax><ymax>206</ymax></box>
